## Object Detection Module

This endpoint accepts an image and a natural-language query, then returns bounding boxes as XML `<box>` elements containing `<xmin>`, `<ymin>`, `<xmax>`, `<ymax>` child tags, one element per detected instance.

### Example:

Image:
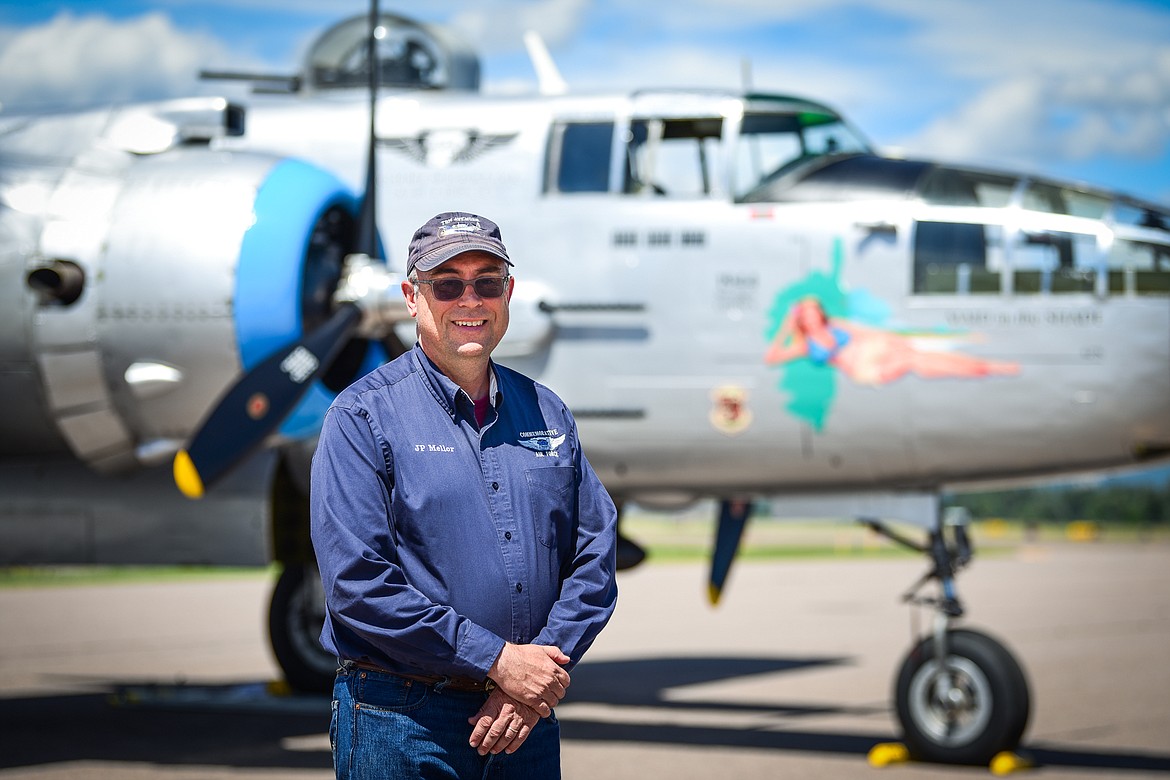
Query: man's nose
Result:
<box><xmin>457</xmin><ymin>281</ymin><xmax>483</xmax><ymax>304</ymax></box>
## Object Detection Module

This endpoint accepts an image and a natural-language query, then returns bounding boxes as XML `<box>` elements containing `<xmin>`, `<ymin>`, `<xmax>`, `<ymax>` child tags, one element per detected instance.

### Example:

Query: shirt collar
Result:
<box><xmin>411</xmin><ymin>342</ymin><xmax>500</xmax><ymax>419</ymax></box>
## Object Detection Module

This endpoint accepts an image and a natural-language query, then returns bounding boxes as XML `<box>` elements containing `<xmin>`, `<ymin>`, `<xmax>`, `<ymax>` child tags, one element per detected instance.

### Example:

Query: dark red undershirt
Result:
<box><xmin>473</xmin><ymin>396</ymin><xmax>491</xmax><ymax>428</ymax></box>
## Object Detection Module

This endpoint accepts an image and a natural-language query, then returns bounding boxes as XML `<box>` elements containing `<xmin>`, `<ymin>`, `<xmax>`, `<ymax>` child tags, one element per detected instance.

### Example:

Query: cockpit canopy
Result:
<box><xmin>733</xmin><ymin>106</ymin><xmax>871</xmax><ymax>199</ymax></box>
<box><xmin>304</xmin><ymin>13</ymin><xmax>481</xmax><ymax>93</ymax></box>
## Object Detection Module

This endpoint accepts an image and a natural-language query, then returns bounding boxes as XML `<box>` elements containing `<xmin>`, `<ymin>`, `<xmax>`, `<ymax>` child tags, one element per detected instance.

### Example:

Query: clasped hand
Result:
<box><xmin>468</xmin><ymin>642</ymin><xmax>569</xmax><ymax>755</ymax></box>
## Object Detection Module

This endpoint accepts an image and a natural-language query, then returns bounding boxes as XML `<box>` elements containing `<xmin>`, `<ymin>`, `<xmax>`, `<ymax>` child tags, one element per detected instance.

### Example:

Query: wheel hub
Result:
<box><xmin>910</xmin><ymin>656</ymin><xmax>993</xmax><ymax>746</ymax></box>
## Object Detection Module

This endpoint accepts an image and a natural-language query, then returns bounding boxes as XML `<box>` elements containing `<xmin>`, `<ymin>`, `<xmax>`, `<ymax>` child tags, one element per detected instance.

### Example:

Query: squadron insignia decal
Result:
<box><xmin>709</xmin><ymin>385</ymin><xmax>752</xmax><ymax>436</ymax></box>
<box><xmin>380</xmin><ymin>129</ymin><xmax>518</xmax><ymax>168</ymax></box>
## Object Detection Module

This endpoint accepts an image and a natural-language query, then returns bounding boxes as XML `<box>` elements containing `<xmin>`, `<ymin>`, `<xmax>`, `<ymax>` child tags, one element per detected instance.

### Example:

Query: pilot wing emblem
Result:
<box><xmin>380</xmin><ymin>128</ymin><xmax>518</xmax><ymax>168</ymax></box>
<box><xmin>519</xmin><ymin>433</ymin><xmax>566</xmax><ymax>452</ymax></box>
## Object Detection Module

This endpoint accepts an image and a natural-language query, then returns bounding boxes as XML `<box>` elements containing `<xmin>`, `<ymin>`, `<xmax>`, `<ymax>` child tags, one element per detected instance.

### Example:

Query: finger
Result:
<box><xmin>504</xmin><ymin>722</ymin><xmax>532</xmax><ymax>754</ymax></box>
<box><xmin>542</xmin><ymin>645</ymin><xmax>571</xmax><ymax>665</ymax></box>
<box><xmin>544</xmin><ymin>678</ymin><xmax>568</xmax><ymax>706</ymax></box>
<box><xmin>493</xmin><ymin>719</ymin><xmax>524</xmax><ymax>755</ymax></box>
<box><xmin>468</xmin><ymin>715</ymin><xmax>494</xmax><ymax>749</ymax></box>
<box><xmin>479</xmin><ymin>717</ymin><xmax>511</xmax><ymax>755</ymax></box>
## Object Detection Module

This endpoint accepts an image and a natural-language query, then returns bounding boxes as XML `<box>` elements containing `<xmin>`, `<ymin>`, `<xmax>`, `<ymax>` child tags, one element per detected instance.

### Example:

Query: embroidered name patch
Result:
<box><xmin>414</xmin><ymin>443</ymin><xmax>455</xmax><ymax>452</ymax></box>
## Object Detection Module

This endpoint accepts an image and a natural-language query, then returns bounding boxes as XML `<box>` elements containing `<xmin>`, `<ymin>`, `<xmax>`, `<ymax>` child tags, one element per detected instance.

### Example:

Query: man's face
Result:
<box><xmin>403</xmin><ymin>251</ymin><xmax>514</xmax><ymax>367</ymax></box>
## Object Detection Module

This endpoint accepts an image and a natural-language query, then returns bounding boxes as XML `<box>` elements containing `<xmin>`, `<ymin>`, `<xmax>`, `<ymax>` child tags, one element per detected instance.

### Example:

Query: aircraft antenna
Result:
<box><xmin>740</xmin><ymin>57</ymin><xmax>753</xmax><ymax>92</ymax></box>
<box><xmin>358</xmin><ymin>0</ymin><xmax>380</xmax><ymax>259</ymax></box>
<box><xmin>523</xmin><ymin>31</ymin><xmax>567</xmax><ymax>96</ymax></box>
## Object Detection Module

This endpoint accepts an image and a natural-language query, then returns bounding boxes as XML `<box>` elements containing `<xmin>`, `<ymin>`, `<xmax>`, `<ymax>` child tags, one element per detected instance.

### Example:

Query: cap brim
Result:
<box><xmin>412</xmin><ymin>242</ymin><xmax>513</xmax><ymax>273</ymax></box>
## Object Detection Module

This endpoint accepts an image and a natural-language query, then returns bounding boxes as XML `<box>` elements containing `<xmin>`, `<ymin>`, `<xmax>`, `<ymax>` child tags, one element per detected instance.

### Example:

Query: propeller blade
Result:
<box><xmin>176</xmin><ymin>3</ymin><xmax>394</xmax><ymax>500</ymax></box>
<box><xmin>357</xmin><ymin>0</ymin><xmax>380</xmax><ymax>260</ymax></box>
<box><xmin>708</xmin><ymin>499</ymin><xmax>752</xmax><ymax>605</ymax></box>
<box><xmin>174</xmin><ymin>303</ymin><xmax>362</xmax><ymax>498</ymax></box>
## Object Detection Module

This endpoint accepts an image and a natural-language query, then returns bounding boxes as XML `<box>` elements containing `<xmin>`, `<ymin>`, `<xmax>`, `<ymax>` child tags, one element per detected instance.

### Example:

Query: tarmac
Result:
<box><xmin>1</xmin><ymin>538</ymin><xmax>1169</xmax><ymax>779</ymax></box>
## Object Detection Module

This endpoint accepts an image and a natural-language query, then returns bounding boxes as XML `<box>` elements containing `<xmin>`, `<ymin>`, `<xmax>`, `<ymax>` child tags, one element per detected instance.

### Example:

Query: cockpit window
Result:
<box><xmin>623</xmin><ymin>117</ymin><xmax>724</xmax><ymax>198</ymax></box>
<box><xmin>1109</xmin><ymin>200</ymin><xmax>1170</xmax><ymax>294</ymax></box>
<box><xmin>913</xmin><ymin>168</ymin><xmax>1170</xmax><ymax>297</ymax></box>
<box><xmin>734</xmin><ymin>112</ymin><xmax>869</xmax><ymax>200</ymax></box>
<box><xmin>546</xmin><ymin>122</ymin><xmax>614</xmax><ymax>193</ymax></box>
<box><xmin>919</xmin><ymin>168</ymin><xmax>1015</xmax><ymax>208</ymax></box>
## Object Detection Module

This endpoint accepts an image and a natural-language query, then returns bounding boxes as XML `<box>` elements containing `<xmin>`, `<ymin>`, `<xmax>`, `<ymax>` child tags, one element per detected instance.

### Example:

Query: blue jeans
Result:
<box><xmin>330</xmin><ymin>665</ymin><xmax>561</xmax><ymax>779</ymax></box>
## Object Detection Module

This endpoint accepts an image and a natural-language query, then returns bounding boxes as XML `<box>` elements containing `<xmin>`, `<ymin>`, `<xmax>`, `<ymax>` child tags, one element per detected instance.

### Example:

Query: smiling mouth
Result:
<box><xmin>454</xmin><ymin>319</ymin><xmax>487</xmax><ymax>327</ymax></box>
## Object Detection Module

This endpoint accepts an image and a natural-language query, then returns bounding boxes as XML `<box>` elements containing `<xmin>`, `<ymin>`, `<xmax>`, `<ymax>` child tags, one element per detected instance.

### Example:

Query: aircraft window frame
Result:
<box><xmin>733</xmin><ymin>111</ymin><xmax>869</xmax><ymax>201</ymax></box>
<box><xmin>918</xmin><ymin>169</ymin><xmax>1015</xmax><ymax>209</ymax></box>
<box><xmin>913</xmin><ymin>170</ymin><xmax>1014</xmax><ymax>296</ymax></box>
<box><xmin>1009</xmin><ymin>182</ymin><xmax>1113</xmax><ymax>296</ymax></box>
<box><xmin>1107</xmin><ymin>200</ymin><xmax>1170</xmax><ymax>294</ymax></box>
<box><xmin>621</xmin><ymin>116</ymin><xmax>726</xmax><ymax>199</ymax></box>
<box><xmin>912</xmin><ymin>218</ymin><xmax>1000</xmax><ymax>295</ymax></box>
<box><xmin>545</xmin><ymin>121</ymin><xmax>615</xmax><ymax>194</ymax></box>
<box><xmin>911</xmin><ymin>172</ymin><xmax>1135</xmax><ymax>297</ymax></box>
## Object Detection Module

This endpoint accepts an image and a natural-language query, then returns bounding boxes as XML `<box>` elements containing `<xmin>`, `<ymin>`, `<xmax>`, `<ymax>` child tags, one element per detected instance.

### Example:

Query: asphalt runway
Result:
<box><xmin>1</xmin><ymin>540</ymin><xmax>1169</xmax><ymax>779</ymax></box>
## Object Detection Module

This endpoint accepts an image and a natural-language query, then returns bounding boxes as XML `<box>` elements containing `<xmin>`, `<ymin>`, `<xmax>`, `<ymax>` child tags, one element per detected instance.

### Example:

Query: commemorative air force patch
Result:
<box><xmin>519</xmin><ymin>431</ymin><xmax>566</xmax><ymax>452</ymax></box>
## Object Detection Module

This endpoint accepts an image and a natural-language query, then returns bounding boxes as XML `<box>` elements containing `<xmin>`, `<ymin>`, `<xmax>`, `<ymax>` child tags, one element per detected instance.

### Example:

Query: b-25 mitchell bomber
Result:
<box><xmin>1</xmin><ymin>8</ymin><xmax>1168</xmax><ymax>766</ymax></box>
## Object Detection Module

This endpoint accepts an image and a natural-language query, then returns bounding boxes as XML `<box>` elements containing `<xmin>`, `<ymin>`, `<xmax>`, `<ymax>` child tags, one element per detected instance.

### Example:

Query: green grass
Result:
<box><xmin>622</xmin><ymin>513</ymin><xmax>1170</xmax><ymax>564</ymax></box>
<box><xmin>0</xmin><ymin>564</ymin><xmax>273</xmax><ymax>588</ymax></box>
<box><xmin>2</xmin><ymin>515</ymin><xmax>1165</xmax><ymax>587</ymax></box>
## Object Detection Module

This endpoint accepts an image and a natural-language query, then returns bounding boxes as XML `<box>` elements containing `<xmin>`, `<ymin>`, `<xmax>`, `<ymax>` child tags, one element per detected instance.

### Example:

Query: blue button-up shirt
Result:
<box><xmin>310</xmin><ymin>344</ymin><xmax>618</xmax><ymax>682</ymax></box>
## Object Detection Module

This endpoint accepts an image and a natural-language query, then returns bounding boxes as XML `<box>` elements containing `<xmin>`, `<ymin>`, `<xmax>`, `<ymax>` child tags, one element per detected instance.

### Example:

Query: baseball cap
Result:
<box><xmin>406</xmin><ymin>212</ymin><xmax>513</xmax><ymax>277</ymax></box>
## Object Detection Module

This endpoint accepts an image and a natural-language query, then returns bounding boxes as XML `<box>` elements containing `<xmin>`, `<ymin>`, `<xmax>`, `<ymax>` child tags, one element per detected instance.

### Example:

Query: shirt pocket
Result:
<box><xmin>525</xmin><ymin>466</ymin><xmax>576</xmax><ymax>561</ymax></box>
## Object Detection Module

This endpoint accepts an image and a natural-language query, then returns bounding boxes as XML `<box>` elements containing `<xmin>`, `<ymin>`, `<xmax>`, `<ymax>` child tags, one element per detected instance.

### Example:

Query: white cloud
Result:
<box><xmin>5</xmin><ymin>0</ymin><xmax>1169</xmax><ymax>189</ymax></box>
<box><xmin>903</xmin><ymin>45</ymin><xmax>1170</xmax><ymax>171</ymax></box>
<box><xmin>0</xmin><ymin>12</ymin><xmax>233</xmax><ymax>112</ymax></box>
<box><xmin>424</xmin><ymin>0</ymin><xmax>591</xmax><ymax>54</ymax></box>
<box><xmin>780</xmin><ymin>0</ymin><xmax>1156</xmax><ymax>177</ymax></box>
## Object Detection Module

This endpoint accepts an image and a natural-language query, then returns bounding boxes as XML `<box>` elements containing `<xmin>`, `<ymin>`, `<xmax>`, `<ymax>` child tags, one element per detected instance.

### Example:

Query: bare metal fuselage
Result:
<box><xmin>2</xmin><ymin>86</ymin><xmax>1168</xmax><ymax>563</ymax></box>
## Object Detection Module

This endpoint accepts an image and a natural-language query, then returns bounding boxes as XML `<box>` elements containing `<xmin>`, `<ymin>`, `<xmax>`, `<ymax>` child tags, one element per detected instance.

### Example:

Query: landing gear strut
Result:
<box><xmin>865</xmin><ymin>509</ymin><xmax>1030</xmax><ymax>765</ymax></box>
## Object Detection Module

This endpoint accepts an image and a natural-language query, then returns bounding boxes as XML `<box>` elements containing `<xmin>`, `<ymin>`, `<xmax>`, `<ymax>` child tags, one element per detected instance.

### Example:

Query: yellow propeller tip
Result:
<box><xmin>173</xmin><ymin>449</ymin><xmax>205</xmax><ymax>499</ymax></box>
<box><xmin>707</xmin><ymin>583</ymin><xmax>723</xmax><ymax>606</ymax></box>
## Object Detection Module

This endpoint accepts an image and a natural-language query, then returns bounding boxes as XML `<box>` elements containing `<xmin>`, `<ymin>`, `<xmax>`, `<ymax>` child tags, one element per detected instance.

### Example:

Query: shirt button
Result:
<box><xmin>492</xmin><ymin>482</ymin><xmax>499</xmax><ymax>491</ymax></box>
<box><xmin>515</xmin><ymin>583</ymin><xmax>523</xmax><ymax>593</ymax></box>
<box><xmin>504</xmin><ymin>531</ymin><xmax>512</xmax><ymax>540</ymax></box>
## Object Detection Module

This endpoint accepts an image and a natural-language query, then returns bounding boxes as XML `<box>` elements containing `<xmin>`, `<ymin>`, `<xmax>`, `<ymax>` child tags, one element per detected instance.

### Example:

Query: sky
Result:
<box><xmin>0</xmin><ymin>0</ymin><xmax>1168</xmax><ymax>206</ymax></box>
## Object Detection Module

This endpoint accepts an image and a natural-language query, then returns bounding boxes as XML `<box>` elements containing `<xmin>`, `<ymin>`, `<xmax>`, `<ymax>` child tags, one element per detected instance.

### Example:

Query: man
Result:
<box><xmin>310</xmin><ymin>212</ymin><xmax>618</xmax><ymax>779</ymax></box>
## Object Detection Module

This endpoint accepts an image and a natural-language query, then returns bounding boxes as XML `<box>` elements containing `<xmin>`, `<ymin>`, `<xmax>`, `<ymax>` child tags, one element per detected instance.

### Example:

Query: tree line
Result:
<box><xmin>945</xmin><ymin>479</ymin><xmax>1170</xmax><ymax>525</ymax></box>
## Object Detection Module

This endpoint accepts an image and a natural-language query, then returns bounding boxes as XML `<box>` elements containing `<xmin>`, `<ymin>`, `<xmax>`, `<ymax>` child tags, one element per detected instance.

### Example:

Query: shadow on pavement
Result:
<box><xmin>0</xmin><ymin>681</ymin><xmax>332</xmax><ymax>772</ymax></box>
<box><xmin>2</xmin><ymin>656</ymin><xmax>1168</xmax><ymax>775</ymax></box>
<box><xmin>562</xmin><ymin>656</ymin><xmax>1170</xmax><ymax>774</ymax></box>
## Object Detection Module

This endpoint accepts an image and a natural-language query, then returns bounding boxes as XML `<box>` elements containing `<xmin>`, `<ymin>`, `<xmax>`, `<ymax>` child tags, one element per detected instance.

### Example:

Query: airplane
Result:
<box><xmin>2</xmin><ymin>6</ymin><xmax>1169</xmax><ymax>767</ymax></box>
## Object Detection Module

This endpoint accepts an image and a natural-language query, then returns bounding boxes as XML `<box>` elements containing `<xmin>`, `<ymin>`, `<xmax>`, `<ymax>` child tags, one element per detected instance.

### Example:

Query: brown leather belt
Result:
<box><xmin>346</xmin><ymin>660</ymin><xmax>495</xmax><ymax>693</ymax></box>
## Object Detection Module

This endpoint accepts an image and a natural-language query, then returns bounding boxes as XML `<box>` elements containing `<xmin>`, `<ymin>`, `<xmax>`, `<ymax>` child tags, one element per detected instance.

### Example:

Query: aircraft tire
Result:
<box><xmin>894</xmin><ymin>627</ymin><xmax>1030</xmax><ymax>765</ymax></box>
<box><xmin>268</xmin><ymin>563</ymin><xmax>336</xmax><ymax>693</ymax></box>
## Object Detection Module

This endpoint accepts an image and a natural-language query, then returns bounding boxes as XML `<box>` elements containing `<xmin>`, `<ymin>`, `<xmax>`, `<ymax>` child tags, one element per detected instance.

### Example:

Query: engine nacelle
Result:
<box><xmin>17</xmin><ymin>147</ymin><xmax>375</xmax><ymax>474</ymax></box>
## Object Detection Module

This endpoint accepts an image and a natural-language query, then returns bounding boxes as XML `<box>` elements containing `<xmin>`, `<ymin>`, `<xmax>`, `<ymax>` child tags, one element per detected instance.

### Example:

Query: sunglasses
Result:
<box><xmin>414</xmin><ymin>275</ymin><xmax>510</xmax><ymax>302</ymax></box>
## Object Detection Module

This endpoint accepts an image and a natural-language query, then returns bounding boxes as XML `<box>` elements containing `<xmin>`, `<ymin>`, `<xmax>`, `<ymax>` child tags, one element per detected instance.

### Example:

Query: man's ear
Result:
<box><xmin>402</xmin><ymin>280</ymin><xmax>419</xmax><ymax>317</ymax></box>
